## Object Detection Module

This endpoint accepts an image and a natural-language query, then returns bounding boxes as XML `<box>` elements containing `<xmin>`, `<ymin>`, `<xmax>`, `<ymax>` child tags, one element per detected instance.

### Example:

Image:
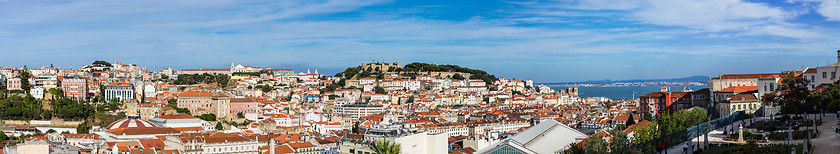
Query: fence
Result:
<box><xmin>630</xmin><ymin>111</ymin><xmax>745</xmax><ymax>153</ymax></box>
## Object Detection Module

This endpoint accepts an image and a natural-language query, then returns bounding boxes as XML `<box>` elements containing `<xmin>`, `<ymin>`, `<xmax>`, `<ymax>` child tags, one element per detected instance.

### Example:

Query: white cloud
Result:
<box><xmin>516</xmin><ymin>0</ymin><xmax>827</xmax><ymax>39</ymax></box>
<box><xmin>633</xmin><ymin>0</ymin><xmax>790</xmax><ymax>31</ymax></box>
<box><xmin>796</xmin><ymin>0</ymin><xmax>840</xmax><ymax>21</ymax></box>
<box><xmin>0</xmin><ymin>0</ymin><xmax>837</xmax><ymax>82</ymax></box>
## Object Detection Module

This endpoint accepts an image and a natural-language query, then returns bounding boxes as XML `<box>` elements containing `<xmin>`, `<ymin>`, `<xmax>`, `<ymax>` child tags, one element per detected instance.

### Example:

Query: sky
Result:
<box><xmin>1</xmin><ymin>0</ymin><xmax>839</xmax><ymax>83</ymax></box>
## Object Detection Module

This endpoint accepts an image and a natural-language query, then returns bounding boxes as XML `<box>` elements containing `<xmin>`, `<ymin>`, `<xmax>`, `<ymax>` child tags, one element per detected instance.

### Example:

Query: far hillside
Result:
<box><xmin>334</xmin><ymin>62</ymin><xmax>498</xmax><ymax>84</ymax></box>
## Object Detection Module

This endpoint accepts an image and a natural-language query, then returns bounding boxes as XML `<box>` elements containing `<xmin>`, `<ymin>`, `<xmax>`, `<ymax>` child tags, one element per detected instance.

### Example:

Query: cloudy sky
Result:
<box><xmin>1</xmin><ymin>0</ymin><xmax>839</xmax><ymax>82</ymax></box>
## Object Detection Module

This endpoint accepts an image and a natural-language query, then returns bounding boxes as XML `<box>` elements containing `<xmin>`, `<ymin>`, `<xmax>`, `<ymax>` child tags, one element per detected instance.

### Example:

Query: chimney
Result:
<box><xmin>269</xmin><ymin>138</ymin><xmax>276</xmax><ymax>154</ymax></box>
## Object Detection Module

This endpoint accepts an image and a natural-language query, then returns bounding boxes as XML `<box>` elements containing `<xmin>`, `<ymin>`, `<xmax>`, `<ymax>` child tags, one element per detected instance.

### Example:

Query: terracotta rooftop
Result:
<box><xmin>729</xmin><ymin>94</ymin><xmax>757</xmax><ymax>101</ymax></box>
<box><xmin>178</xmin><ymin>91</ymin><xmax>213</xmax><ymax>97</ymax></box>
<box><xmin>718</xmin><ymin>86</ymin><xmax>758</xmax><ymax>92</ymax></box>
<box><xmin>107</xmin><ymin>127</ymin><xmax>181</xmax><ymax>135</ymax></box>
<box><xmin>158</xmin><ymin>113</ymin><xmax>198</xmax><ymax>119</ymax></box>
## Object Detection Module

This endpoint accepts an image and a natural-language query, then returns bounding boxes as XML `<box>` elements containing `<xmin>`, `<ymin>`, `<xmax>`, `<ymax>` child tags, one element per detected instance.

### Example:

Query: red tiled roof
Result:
<box><xmin>107</xmin><ymin>127</ymin><xmax>180</xmax><ymax>135</ymax></box>
<box><xmin>180</xmin><ymin>68</ymin><xmax>230</xmax><ymax>71</ymax></box>
<box><xmin>718</xmin><ymin>86</ymin><xmax>758</xmax><ymax>92</ymax></box>
<box><xmin>711</xmin><ymin>73</ymin><xmax>795</xmax><ymax>80</ymax></box>
<box><xmin>623</xmin><ymin>120</ymin><xmax>653</xmax><ymax>133</ymax></box>
<box><xmin>729</xmin><ymin>94</ymin><xmax>757</xmax><ymax>101</ymax></box>
<box><xmin>178</xmin><ymin>91</ymin><xmax>213</xmax><ymax>97</ymax></box>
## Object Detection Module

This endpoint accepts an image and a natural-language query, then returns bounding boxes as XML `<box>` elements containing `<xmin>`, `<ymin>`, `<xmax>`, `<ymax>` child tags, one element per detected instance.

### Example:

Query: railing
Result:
<box><xmin>630</xmin><ymin>111</ymin><xmax>744</xmax><ymax>153</ymax></box>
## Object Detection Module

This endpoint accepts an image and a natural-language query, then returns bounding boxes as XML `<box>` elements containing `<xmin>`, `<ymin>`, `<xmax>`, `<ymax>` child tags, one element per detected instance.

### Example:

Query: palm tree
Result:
<box><xmin>561</xmin><ymin>142</ymin><xmax>586</xmax><ymax>154</ymax></box>
<box><xmin>369</xmin><ymin>139</ymin><xmax>400</xmax><ymax>154</ymax></box>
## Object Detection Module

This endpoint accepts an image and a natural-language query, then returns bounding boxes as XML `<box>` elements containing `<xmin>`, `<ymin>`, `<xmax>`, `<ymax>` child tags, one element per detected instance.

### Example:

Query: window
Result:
<box><xmin>824</xmin><ymin>72</ymin><xmax>828</xmax><ymax>78</ymax></box>
<box><xmin>833</xmin><ymin>72</ymin><xmax>836</xmax><ymax>79</ymax></box>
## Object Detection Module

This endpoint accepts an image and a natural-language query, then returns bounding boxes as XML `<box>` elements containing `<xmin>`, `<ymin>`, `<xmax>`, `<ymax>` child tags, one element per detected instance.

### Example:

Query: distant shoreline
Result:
<box><xmin>542</xmin><ymin>82</ymin><xmax>707</xmax><ymax>88</ymax></box>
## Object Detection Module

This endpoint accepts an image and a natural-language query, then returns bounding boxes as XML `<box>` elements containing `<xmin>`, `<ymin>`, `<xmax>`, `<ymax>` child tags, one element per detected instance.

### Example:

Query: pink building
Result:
<box><xmin>230</xmin><ymin>97</ymin><xmax>260</xmax><ymax>119</ymax></box>
<box><xmin>177</xmin><ymin>91</ymin><xmax>215</xmax><ymax>115</ymax></box>
<box><xmin>61</xmin><ymin>76</ymin><xmax>88</xmax><ymax>100</ymax></box>
<box><xmin>6</xmin><ymin>77</ymin><xmax>21</xmax><ymax>91</ymax></box>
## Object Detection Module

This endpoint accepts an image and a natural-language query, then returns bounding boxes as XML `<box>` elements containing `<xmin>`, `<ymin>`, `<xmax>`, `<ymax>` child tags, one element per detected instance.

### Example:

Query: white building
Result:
<box><xmin>478</xmin><ymin>120</ymin><xmax>587</xmax><ymax>154</ymax></box>
<box><xmin>0</xmin><ymin>74</ymin><xmax>6</xmax><ymax>86</ymax></box>
<box><xmin>105</xmin><ymin>82</ymin><xmax>135</xmax><ymax>102</ymax></box>
<box><xmin>467</xmin><ymin>79</ymin><xmax>485</xmax><ymax>87</ymax></box>
<box><xmin>404</xmin><ymin>80</ymin><xmax>421</xmax><ymax>91</ymax></box>
<box><xmin>815</xmin><ymin>62</ymin><xmax>840</xmax><ymax>87</ymax></box>
<box><xmin>144</xmin><ymin>84</ymin><xmax>156</xmax><ymax>98</ymax></box>
<box><xmin>149</xmin><ymin>113</ymin><xmax>213</xmax><ymax>131</ymax></box>
<box><xmin>333</xmin><ymin>103</ymin><xmax>386</xmax><ymax>120</ymax></box>
<box><xmin>394</xmin><ymin>132</ymin><xmax>448</xmax><ymax>154</ymax></box>
<box><xmin>29</xmin><ymin>87</ymin><xmax>45</xmax><ymax>99</ymax></box>
<box><xmin>33</xmin><ymin>74</ymin><xmax>58</xmax><ymax>89</ymax></box>
<box><xmin>803</xmin><ymin>68</ymin><xmax>818</xmax><ymax>89</ymax></box>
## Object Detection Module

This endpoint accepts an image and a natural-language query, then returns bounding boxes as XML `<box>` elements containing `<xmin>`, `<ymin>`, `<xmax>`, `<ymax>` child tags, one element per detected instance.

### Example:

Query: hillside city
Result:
<box><xmin>0</xmin><ymin>54</ymin><xmax>839</xmax><ymax>154</ymax></box>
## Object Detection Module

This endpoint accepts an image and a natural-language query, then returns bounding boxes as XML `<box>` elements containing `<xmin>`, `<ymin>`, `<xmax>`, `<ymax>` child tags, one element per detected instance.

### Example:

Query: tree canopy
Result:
<box><xmin>370</xmin><ymin>139</ymin><xmax>400</xmax><ymax>154</ymax></box>
<box><xmin>18</xmin><ymin>69</ymin><xmax>32</xmax><ymax>93</ymax></box>
<box><xmin>763</xmin><ymin>71</ymin><xmax>815</xmax><ymax>114</ymax></box>
<box><xmin>92</xmin><ymin>60</ymin><xmax>112</xmax><ymax>67</ymax></box>
<box><xmin>374</xmin><ymin>86</ymin><xmax>388</xmax><ymax>94</ymax></box>
<box><xmin>196</xmin><ymin>114</ymin><xmax>217</xmax><ymax>121</ymax></box>
<box><xmin>173</xmin><ymin>73</ymin><xmax>230</xmax><ymax>87</ymax></box>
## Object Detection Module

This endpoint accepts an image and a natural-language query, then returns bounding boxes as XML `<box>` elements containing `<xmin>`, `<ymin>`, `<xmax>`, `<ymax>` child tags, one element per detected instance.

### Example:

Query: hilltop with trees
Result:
<box><xmin>334</xmin><ymin>62</ymin><xmax>498</xmax><ymax>85</ymax></box>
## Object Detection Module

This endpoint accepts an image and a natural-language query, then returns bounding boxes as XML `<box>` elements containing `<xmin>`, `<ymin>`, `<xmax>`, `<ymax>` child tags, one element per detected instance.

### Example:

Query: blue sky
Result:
<box><xmin>1</xmin><ymin>0</ymin><xmax>839</xmax><ymax>83</ymax></box>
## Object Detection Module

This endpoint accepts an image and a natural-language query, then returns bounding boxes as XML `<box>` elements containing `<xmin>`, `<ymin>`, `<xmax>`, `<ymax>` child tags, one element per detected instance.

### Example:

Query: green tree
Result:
<box><xmin>451</xmin><ymin>73</ymin><xmax>465</xmax><ymax>80</ymax></box>
<box><xmin>45</xmin><ymin>129</ymin><xmax>56</xmax><ymax>134</ymax></box>
<box><xmin>215</xmin><ymin>122</ymin><xmax>224</xmax><ymax>130</ymax></box>
<box><xmin>92</xmin><ymin>60</ymin><xmax>112</xmax><ymax>67</ymax></box>
<box><xmin>258</xmin><ymin>85</ymin><xmax>274</xmax><ymax>92</ymax></box>
<box><xmin>0</xmin><ymin>131</ymin><xmax>8</xmax><ymax>142</ymax></box>
<box><xmin>633</xmin><ymin>122</ymin><xmax>658</xmax><ymax>144</ymax></box>
<box><xmin>609</xmin><ymin>129</ymin><xmax>631</xmax><ymax>154</ymax></box>
<box><xmin>76</xmin><ymin>123</ymin><xmax>89</xmax><ymax>134</ymax></box>
<box><xmin>561</xmin><ymin>142</ymin><xmax>586</xmax><ymax>154</ymax></box>
<box><xmin>374</xmin><ymin>86</ymin><xmax>387</xmax><ymax>94</ymax></box>
<box><xmin>197</xmin><ymin>114</ymin><xmax>217</xmax><ymax>121</ymax></box>
<box><xmin>512</xmin><ymin>90</ymin><xmax>524</xmax><ymax>96</ymax></box>
<box><xmin>582</xmin><ymin>133</ymin><xmax>609</xmax><ymax>153</ymax></box>
<box><xmin>167</xmin><ymin>98</ymin><xmax>178</xmax><ymax>108</ymax></box>
<box><xmin>160</xmin><ymin>74</ymin><xmax>169</xmax><ymax>79</ymax></box>
<box><xmin>216</xmin><ymin>74</ymin><xmax>230</xmax><ymax>88</ymax></box>
<box><xmin>237</xmin><ymin>112</ymin><xmax>245</xmax><ymax>118</ymax></box>
<box><xmin>18</xmin><ymin>68</ymin><xmax>32</xmax><ymax>93</ymax></box>
<box><xmin>370</xmin><ymin>139</ymin><xmax>400</xmax><ymax>154</ymax></box>
<box><xmin>625</xmin><ymin>114</ymin><xmax>636</xmax><ymax>127</ymax></box>
<box><xmin>763</xmin><ymin>71</ymin><xmax>812</xmax><ymax>114</ymax></box>
<box><xmin>809</xmin><ymin>82</ymin><xmax>839</xmax><ymax>112</ymax></box>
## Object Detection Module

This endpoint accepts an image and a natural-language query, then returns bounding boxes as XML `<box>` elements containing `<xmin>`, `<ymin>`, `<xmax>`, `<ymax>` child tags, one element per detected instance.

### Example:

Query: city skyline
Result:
<box><xmin>2</xmin><ymin>0</ymin><xmax>839</xmax><ymax>83</ymax></box>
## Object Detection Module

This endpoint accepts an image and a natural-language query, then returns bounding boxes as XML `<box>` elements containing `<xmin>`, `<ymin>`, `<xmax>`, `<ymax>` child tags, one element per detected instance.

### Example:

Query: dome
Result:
<box><xmin>106</xmin><ymin>118</ymin><xmax>158</xmax><ymax>130</ymax></box>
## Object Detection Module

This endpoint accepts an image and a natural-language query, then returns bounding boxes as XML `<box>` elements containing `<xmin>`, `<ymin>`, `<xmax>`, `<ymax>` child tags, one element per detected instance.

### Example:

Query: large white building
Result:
<box><xmin>333</xmin><ymin>102</ymin><xmax>386</xmax><ymax>120</ymax></box>
<box><xmin>33</xmin><ymin>74</ymin><xmax>58</xmax><ymax>89</ymax></box>
<box><xmin>149</xmin><ymin>113</ymin><xmax>213</xmax><ymax>131</ymax></box>
<box><xmin>105</xmin><ymin>81</ymin><xmax>135</xmax><ymax>102</ymax></box>
<box><xmin>814</xmin><ymin>62</ymin><xmax>840</xmax><ymax>86</ymax></box>
<box><xmin>394</xmin><ymin>132</ymin><xmax>448</xmax><ymax>154</ymax></box>
<box><xmin>478</xmin><ymin>120</ymin><xmax>587</xmax><ymax>154</ymax></box>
